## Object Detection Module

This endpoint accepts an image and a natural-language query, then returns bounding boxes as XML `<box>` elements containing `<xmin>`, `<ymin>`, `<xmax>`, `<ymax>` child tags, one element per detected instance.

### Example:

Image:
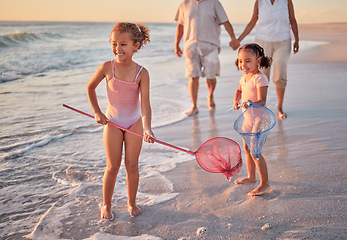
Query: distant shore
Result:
<box><xmin>291</xmin><ymin>22</ymin><xmax>347</xmax><ymax>62</ymax></box>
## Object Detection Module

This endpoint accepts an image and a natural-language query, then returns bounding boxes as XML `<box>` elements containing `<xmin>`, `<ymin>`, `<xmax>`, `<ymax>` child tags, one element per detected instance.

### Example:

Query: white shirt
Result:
<box><xmin>175</xmin><ymin>0</ymin><xmax>229</xmax><ymax>47</ymax></box>
<box><xmin>256</xmin><ymin>0</ymin><xmax>291</xmax><ymax>42</ymax></box>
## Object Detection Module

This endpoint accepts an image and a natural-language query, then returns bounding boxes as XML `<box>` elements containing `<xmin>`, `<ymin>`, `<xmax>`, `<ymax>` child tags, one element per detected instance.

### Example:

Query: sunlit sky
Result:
<box><xmin>1</xmin><ymin>0</ymin><xmax>346</xmax><ymax>24</ymax></box>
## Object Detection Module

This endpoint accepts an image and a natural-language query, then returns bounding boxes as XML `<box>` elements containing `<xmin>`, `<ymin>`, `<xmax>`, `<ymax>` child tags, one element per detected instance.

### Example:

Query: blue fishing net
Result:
<box><xmin>233</xmin><ymin>103</ymin><xmax>276</xmax><ymax>159</ymax></box>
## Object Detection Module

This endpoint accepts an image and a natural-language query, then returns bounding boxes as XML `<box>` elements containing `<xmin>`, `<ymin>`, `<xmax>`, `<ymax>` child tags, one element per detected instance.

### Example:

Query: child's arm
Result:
<box><xmin>86</xmin><ymin>62</ymin><xmax>108</xmax><ymax>125</ymax></box>
<box><xmin>233</xmin><ymin>84</ymin><xmax>242</xmax><ymax>110</ymax></box>
<box><xmin>252</xmin><ymin>86</ymin><xmax>268</xmax><ymax>106</ymax></box>
<box><xmin>139</xmin><ymin>68</ymin><xmax>155</xmax><ymax>143</ymax></box>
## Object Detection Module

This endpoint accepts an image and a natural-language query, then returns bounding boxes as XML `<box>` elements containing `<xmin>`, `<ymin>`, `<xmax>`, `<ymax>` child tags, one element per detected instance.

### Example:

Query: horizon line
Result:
<box><xmin>1</xmin><ymin>20</ymin><xmax>347</xmax><ymax>25</ymax></box>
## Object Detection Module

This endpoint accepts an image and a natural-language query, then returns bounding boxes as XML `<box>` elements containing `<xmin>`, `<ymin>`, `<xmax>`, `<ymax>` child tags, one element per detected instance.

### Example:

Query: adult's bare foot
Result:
<box><xmin>278</xmin><ymin>107</ymin><xmax>287</xmax><ymax>119</ymax></box>
<box><xmin>186</xmin><ymin>107</ymin><xmax>199</xmax><ymax>116</ymax></box>
<box><xmin>278</xmin><ymin>111</ymin><xmax>287</xmax><ymax>119</ymax></box>
<box><xmin>208</xmin><ymin>96</ymin><xmax>216</xmax><ymax>110</ymax></box>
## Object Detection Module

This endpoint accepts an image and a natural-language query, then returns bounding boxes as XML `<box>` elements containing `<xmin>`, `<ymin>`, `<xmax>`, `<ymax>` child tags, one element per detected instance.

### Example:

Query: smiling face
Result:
<box><xmin>110</xmin><ymin>31</ymin><xmax>139</xmax><ymax>61</ymax></box>
<box><xmin>237</xmin><ymin>49</ymin><xmax>261</xmax><ymax>75</ymax></box>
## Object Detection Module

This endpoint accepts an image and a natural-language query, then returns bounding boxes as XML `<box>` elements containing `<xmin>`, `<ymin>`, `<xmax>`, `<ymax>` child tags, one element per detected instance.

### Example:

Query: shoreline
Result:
<box><xmin>291</xmin><ymin>23</ymin><xmax>347</xmax><ymax>63</ymax></box>
<box><xmin>2</xmin><ymin>21</ymin><xmax>346</xmax><ymax>240</ymax></box>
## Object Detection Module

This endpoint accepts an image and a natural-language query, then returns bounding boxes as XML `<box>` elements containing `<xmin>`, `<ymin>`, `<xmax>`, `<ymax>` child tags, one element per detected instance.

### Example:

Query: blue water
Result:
<box><xmin>0</xmin><ymin>21</ymin><xmax>324</xmax><ymax>239</ymax></box>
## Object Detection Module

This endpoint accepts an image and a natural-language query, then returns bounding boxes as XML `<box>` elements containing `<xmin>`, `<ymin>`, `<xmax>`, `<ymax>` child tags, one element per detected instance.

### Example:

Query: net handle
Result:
<box><xmin>62</xmin><ymin>104</ymin><xmax>195</xmax><ymax>155</ymax></box>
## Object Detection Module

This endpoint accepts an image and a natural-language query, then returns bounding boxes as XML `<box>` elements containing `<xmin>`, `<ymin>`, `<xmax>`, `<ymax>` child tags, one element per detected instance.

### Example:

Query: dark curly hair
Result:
<box><xmin>110</xmin><ymin>22</ymin><xmax>150</xmax><ymax>52</ymax></box>
<box><xmin>235</xmin><ymin>43</ymin><xmax>271</xmax><ymax>69</ymax></box>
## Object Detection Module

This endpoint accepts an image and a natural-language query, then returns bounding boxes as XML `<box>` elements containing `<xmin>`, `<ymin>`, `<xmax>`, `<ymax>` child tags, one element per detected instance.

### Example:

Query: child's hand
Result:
<box><xmin>94</xmin><ymin>112</ymin><xmax>108</xmax><ymax>125</ymax></box>
<box><xmin>233</xmin><ymin>102</ymin><xmax>240</xmax><ymax>110</ymax></box>
<box><xmin>144</xmin><ymin>129</ymin><xmax>155</xmax><ymax>143</ymax></box>
<box><xmin>242</xmin><ymin>100</ymin><xmax>252</xmax><ymax>108</ymax></box>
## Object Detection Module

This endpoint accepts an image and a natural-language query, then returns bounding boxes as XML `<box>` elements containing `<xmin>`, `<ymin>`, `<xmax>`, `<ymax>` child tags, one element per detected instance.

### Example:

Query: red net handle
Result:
<box><xmin>63</xmin><ymin>104</ymin><xmax>195</xmax><ymax>155</ymax></box>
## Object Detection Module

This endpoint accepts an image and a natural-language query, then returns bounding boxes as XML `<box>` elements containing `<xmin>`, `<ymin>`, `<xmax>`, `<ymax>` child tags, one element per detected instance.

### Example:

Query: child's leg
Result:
<box><xmin>101</xmin><ymin>125</ymin><xmax>124</xmax><ymax>220</ymax></box>
<box><xmin>234</xmin><ymin>141</ymin><xmax>257</xmax><ymax>184</ymax></box>
<box><xmin>124</xmin><ymin>118</ymin><xmax>143</xmax><ymax>217</ymax></box>
<box><xmin>248</xmin><ymin>154</ymin><xmax>271</xmax><ymax>196</ymax></box>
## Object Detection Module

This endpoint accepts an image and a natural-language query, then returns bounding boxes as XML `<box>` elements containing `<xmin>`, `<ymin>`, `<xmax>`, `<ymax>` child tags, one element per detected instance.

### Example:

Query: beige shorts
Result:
<box><xmin>184</xmin><ymin>41</ymin><xmax>220</xmax><ymax>79</ymax></box>
<box><xmin>256</xmin><ymin>38</ymin><xmax>291</xmax><ymax>88</ymax></box>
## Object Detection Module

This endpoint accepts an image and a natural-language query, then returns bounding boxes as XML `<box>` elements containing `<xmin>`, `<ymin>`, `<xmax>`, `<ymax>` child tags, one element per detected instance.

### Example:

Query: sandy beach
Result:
<box><xmin>90</xmin><ymin>23</ymin><xmax>347</xmax><ymax>240</ymax></box>
<box><xmin>2</xmin><ymin>22</ymin><xmax>345</xmax><ymax>239</ymax></box>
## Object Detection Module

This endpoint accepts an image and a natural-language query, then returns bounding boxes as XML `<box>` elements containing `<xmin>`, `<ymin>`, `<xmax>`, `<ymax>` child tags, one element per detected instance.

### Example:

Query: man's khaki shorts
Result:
<box><xmin>185</xmin><ymin>42</ymin><xmax>220</xmax><ymax>79</ymax></box>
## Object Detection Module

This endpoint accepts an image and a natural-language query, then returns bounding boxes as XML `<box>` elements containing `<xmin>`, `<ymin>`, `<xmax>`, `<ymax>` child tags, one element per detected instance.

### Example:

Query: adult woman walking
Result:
<box><xmin>237</xmin><ymin>0</ymin><xmax>299</xmax><ymax>119</ymax></box>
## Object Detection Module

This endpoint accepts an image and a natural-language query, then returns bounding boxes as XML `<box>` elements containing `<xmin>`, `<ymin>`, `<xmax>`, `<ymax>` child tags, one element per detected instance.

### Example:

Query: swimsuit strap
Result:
<box><xmin>134</xmin><ymin>64</ymin><xmax>143</xmax><ymax>84</ymax></box>
<box><xmin>111</xmin><ymin>60</ymin><xmax>116</xmax><ymax>78</ymax></box>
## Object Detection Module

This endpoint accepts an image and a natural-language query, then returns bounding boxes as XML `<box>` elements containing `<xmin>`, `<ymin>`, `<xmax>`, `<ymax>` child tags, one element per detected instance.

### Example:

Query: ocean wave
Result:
<box><xmin>0</xmin><ymin>31</ymin><xmax>62</xmax><ymax>48</ymax></box>
<box><xmin>151</xmin><ymin>97</ymin><xmax>189</xmax><ymax>129</ymax></box>
<box><xmin>0</xmin><ymin>32</ymin><xmax>38</xmax><ymax>47</ymax></box>
<box><xmin>52</xmin><ymin>167</ymin><xmax>94</xmax><ymax>187</ymax></box>
<box><xmin>0</xmin><ymin>72</ymin><xmax>22</xmax><ymax>83</ymax></box>
<box><xmin>0</xmin><ymin>125</ymin><xmax>102</xmax><ymax>161</ymax></box>
<box><xmin>0</xmin><ymin>132</ymin><xmax>72</xmax><ymax>160</ymax></box>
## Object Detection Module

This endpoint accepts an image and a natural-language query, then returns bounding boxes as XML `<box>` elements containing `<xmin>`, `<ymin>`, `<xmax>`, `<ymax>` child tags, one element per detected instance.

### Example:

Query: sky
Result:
<box><xmin>0</xmin><ymin>0</ymin><xmax>346</xmax><ymax>24</ymax></box>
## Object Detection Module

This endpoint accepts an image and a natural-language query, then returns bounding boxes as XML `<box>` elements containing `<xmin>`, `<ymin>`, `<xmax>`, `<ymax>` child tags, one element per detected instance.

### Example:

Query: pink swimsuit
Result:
<box><xmin>105</xmin><ymin>60</ymin><xmax>143</xmax><ymax>129</ymax></box>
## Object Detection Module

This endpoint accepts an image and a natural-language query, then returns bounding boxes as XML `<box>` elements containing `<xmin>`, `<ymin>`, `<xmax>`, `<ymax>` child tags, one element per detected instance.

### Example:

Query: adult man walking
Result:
<box><xmin>175</xmin><ymin>0</ymin><xmax>239</xmax><ymax>115</ymax></box>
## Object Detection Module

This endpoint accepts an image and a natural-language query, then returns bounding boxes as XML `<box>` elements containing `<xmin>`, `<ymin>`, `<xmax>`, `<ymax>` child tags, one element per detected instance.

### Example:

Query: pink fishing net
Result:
<box><xmin>194</xmin><ymin>137</ymin><xmax>242</xmax><ymax>180</ymax></box>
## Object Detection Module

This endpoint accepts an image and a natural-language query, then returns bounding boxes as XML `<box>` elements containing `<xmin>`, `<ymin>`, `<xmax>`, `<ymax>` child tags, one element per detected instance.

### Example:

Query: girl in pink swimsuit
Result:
<box><xmin>232</xmin><ymin>43</ymin><xmax>272</xmax><ymax>197</ymax></box>
<box><xmin>106</xmin><ymin>61</ymin><xmax>143</xmax><ymax>130</ymax></box>
<box><xmin>86</xmin><ymin>22</ymin><xmax>154</xmax><ymax>220</ymax></box>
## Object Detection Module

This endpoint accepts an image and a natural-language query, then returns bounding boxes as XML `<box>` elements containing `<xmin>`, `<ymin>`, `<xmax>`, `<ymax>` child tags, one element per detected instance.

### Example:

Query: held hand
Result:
<box><xmin>293</xmin><ymin>41</ymin><xmax>299</xmax><ymax>54</ymax></box>
<box><xmin>175</xmin><ymin>46</ymin><xmax>183</xmax><ymax>58</ymax></box>
<box><xmin>229</xmin><ymin>39</ymin><xmax>240</xmax><ymax>50</ymax></box>
<box><xmin>94</xmin><ymin>112</ymin><xmax>108</xmax><ymax>125</ymax></box>
<box><xmin>144</xmin><ymin>129</ymin><xmax>155</xmax><ymax>143</ymax></box>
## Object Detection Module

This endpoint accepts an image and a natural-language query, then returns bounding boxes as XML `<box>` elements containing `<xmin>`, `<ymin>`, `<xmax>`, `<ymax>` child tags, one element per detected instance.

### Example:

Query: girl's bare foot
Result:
<box><xmin>248</xmin><ymin>184</ymin><xmax>271</xmax><ymax>196</ymax></box>
<box><xmin>186</xmin><ymin>107</ymin><xmax>199</xmax><ymax>116</ymax></box>
<box><xmin>128</xmin><ymin>203</ymin><xmax>142</xmax><ymax>217</ymax></box>
<box><xmin>278</xmin><ymin>107</ymin><xmax>287</xmax><ymax>119</ymax></box>
<box><xmin>234</xmin><ymin>177</ymin><xmax>256</xmax><ymax>184</ymax></box>
<box><xmin>100</xmin><ymin>205</ymin><xmax>114</xmax><ymax>221</ymax></box>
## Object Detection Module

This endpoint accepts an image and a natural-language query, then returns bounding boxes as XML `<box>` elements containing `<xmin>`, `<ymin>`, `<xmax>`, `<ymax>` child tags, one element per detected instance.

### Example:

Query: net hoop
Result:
<box><xmin>194</xmin><ymin>137</ymin><xmax>242</xmax><ymax>180</ymax></box>
<box><xmin>233</xmin><ymin>103</ymin><xmax>276</xmax><ymax>159</ymax></box>
<box><xmin>233</xmin><ymin>104</ymin><xmax>276</xmax><ymax>135</ymax></box>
